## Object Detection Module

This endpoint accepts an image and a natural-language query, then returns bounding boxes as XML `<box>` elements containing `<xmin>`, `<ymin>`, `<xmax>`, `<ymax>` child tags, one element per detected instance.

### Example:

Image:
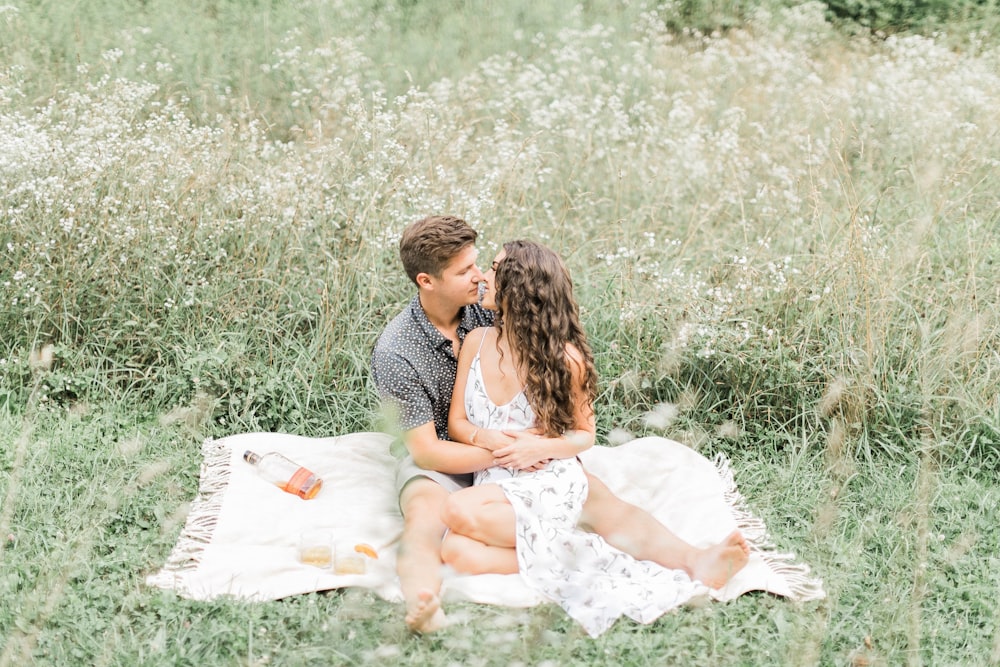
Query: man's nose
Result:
<box><xmin>472</xmin><ymin>266</ymin><xmax>486</xmax><ymax>282</ymax></box>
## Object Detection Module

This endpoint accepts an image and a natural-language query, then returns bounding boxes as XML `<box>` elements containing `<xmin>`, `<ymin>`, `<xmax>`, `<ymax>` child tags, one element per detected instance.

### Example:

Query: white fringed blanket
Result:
<box><xmin>147</xmin><ymin>432</ymin><xmax>824</xmax><ymax>607</ymax></box>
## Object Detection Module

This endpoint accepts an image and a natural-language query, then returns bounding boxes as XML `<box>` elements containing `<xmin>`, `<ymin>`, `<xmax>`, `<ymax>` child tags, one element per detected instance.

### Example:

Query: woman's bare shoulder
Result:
<box><xmin>563</xmin><ymin>342</ymin><xmax>586</xmax><ymax>369</ymax></box>
<box><xmin>459</xmin><ymin>326</ymin><xmax>493</xmax><ymax>359</ymax></box>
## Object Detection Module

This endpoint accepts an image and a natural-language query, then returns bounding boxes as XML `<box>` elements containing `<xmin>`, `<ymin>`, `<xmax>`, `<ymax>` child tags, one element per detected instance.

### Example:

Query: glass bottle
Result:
<box><xmin>243</xmin><ymin>450</ymin><xmax>323</xmax><ymax>500</ymax></box>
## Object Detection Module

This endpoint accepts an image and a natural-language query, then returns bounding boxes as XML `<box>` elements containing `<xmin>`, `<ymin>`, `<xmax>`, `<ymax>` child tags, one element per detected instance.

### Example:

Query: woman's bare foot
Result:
<box><xmin>405</xmin><ymin>589</ymin><xmax>447</xmax><ymax>633</ymax></box>
<box><xmin>690</xmin><ymin>531</ymin><xmax>750</xmax><ymax>589</ymax></box>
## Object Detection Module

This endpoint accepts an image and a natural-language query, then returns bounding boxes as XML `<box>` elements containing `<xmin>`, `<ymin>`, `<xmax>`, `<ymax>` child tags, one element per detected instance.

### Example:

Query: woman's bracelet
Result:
<box><xmin>470</xmin><ymin>428</ymin><xmax>479</xmax><ymax>445</ymax></box>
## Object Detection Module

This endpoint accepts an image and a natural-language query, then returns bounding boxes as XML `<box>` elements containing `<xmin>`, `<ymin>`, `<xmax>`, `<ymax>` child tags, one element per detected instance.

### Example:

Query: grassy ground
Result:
<box><xmin>1</xmin><ymin>0</ymin><xmax>998</xmax><ymax>664</ymax></box>
<box><xmin>3</xmin><ymin>405</ymin><xmax>998</xmax><ymax>665</ymax></box>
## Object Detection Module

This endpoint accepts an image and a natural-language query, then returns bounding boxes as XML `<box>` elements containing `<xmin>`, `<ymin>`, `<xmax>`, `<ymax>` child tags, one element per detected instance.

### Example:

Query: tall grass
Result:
<box><xmin>2</xmin><ymin>1</ymin><xmax>996</xmax><ymax>454</ymax></box>
<box><xmin>1</xmin><ymin>0</ymin><xmax>999</xmax><ymax>664</ymax></box>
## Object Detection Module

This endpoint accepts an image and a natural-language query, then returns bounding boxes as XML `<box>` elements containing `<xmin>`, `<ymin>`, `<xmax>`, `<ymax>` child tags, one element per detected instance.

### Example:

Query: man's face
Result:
<box><xmin>426</xmin><ymin>244</ymin><xmax>485</xmax><ymax>309</ymax></box>
<box><xmin>479</xmin><ymin>249</ymin><xmax>506</xmax><ymax>311</ymax></box>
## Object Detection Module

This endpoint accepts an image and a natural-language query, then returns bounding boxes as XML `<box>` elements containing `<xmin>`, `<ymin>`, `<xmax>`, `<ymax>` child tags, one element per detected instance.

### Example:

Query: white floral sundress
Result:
<box><xmin>465</xmin><ymin>340</ymin><xmax>701</xmax><ymax>637</ymax></box>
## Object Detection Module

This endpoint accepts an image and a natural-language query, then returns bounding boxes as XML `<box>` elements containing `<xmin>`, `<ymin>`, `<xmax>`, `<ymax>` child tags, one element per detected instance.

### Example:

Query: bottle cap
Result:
<box><xmin>243</xmin><ymin>450</ymin><xmax>260</xmax><ymax>464</ymax></box>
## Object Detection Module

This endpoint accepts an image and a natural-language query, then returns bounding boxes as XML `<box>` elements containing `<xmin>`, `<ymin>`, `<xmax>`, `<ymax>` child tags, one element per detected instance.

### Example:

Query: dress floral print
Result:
<box><xmin>465</xmin><ymin>345</ymin><xmax>701</xmax><ymax>637</ymax></box>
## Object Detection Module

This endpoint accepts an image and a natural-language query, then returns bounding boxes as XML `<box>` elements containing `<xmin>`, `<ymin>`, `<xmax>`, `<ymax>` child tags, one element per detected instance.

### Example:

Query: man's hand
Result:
<box><xmin>472</xmin><ymin>429</ymin><xmax>516</xmax><ymax>453</ymax></box>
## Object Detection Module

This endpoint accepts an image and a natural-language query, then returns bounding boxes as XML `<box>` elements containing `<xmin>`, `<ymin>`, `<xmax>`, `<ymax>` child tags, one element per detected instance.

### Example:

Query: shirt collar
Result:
<box><xmin>457</xmin><ymin>304</ymin><xmax>485</xmax><ymax>341</ymax></box>
<box><xmin>408</xmin><ymin>295</ymin><xmax>485</xmax><ymax>354</ymax></box>
<box><xmin>408</xmin><ymin>295</ymin><xmax>455</xmax><ymax>353</ymax></box>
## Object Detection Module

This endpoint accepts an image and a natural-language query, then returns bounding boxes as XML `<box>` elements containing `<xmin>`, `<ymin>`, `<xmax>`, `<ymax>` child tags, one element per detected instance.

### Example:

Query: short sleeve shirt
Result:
<box><xmin>372</xmin><ymin>295</ymin><xmax>494</xmax><ymax>440</ymax></box>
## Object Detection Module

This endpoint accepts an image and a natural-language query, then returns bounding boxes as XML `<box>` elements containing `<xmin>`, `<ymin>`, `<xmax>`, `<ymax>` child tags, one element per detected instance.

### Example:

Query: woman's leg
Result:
<box><xmin>441</xmin><ymin>531</ymin><xmax>518</xmax><ymax>574</ymax></box>
<box><xmin>441</xmin><ymin>483</ymin><xmax>517</xmax><ymax>548</ymax></box>
<box><xmin>579</xmin><ymin>470</ymin><xmax>749</xmax><ymax>588</ymax></box>
<box><xmin>440</xmin><ymin>484</ymin><xmax>519</xmax><ymax>575</ymax></box>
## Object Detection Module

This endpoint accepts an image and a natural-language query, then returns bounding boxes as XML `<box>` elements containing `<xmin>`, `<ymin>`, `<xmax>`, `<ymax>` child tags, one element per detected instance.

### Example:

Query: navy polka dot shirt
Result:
<box><xmin>372</xmin><ymin>295</ymin><xmax>494</xmax><ymax>440</ymax></box>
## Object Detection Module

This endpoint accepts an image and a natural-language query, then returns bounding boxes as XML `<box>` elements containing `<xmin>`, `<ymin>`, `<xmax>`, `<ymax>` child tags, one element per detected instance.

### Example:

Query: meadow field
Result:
<box><xmin>1</xmin><ymin>0</ymin><xmax>999</xmax><ymax>664</ymax></box>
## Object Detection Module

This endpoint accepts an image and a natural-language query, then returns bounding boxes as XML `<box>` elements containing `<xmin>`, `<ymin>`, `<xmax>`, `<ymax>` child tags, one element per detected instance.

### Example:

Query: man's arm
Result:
<box><xmin>404</xmin><ymin>421</ymin><xmax>496</xmax><ymax>474</ymax></box>
<box><xmin>373</xmin><ymin>323</ymin><xmax>497</xmax><ymax>473</ymax></box>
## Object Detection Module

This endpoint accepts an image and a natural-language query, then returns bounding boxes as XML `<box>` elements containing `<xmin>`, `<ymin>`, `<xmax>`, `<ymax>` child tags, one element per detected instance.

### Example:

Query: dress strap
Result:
<box><xmin>475</xmin><ymin>327</ymin><xmax>490</xmax><ymax>356</ymax></box>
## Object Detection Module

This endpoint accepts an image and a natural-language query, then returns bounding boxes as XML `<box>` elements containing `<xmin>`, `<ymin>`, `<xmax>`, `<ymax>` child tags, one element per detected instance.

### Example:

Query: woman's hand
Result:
<box><xmin>491</xmin><ymin>434</ymin><xmax>555</xmax><ymax>470</ymax></box>
<box><xmin>491</xmin><ymin>428</ymin><xmax>592</xmax><ymax>470</ymax></box>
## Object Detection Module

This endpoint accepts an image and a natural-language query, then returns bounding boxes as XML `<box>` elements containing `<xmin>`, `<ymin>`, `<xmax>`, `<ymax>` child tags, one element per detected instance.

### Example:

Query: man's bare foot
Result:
<box><xmin>690</xmin><ymin>530</ymin><xmax>750</xmax><ymax>589</ymax></box>
<box><xmin>405</xmin><ymin>589</ymin><xmax>447</xmax><ymax>633</ymax></box>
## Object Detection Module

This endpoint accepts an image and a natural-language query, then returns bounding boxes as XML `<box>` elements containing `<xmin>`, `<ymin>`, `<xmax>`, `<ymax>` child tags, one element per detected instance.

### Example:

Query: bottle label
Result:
<box><xmin>285</xmin><ymin>467</ymin><xmax>314</xmax><ymax>498</ymax></box>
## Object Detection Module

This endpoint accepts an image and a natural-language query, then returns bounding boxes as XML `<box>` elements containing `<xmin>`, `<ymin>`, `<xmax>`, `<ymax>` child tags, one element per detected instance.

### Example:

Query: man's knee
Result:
<box><xmin>400</xmin><ymin>478</ymin><xmax>449</xmax><ymax>540</ymax></box>
<box><xmin>401</xmin><ymin>477</ymin><xmax>447</xmax><ymax>513</ymax></box>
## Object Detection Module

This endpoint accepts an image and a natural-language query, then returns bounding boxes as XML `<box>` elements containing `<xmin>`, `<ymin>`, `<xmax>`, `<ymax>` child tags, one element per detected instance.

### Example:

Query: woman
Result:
<box><xmin>441</xmin><ymin>240</ymin><xmax>700</xmax><ymax>637</ymax></box>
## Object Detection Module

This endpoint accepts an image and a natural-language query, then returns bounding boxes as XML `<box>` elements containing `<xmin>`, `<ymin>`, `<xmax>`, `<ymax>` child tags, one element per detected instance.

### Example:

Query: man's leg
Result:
<box><xmin>579</xmin><ymin>471</ymin><xmax>749</xmax><ymax>589</ymax></box>
<box><xmin>398</xmin><ymin>477</ymin><xmax>451</xmax><ymax>633</ymax></box>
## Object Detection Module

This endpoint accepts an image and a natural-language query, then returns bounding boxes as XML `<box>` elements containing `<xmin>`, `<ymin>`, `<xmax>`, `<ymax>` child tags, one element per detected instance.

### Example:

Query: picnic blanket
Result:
<box><xmin>146</xmin><ymin>432</ymin><xmax>824</xmax><ymax>607</ymax></box>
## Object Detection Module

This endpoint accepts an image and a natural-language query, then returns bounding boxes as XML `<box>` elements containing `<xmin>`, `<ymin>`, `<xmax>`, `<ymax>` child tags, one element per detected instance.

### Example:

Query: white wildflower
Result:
<box><xmin>607</xmin><ymin>428</ymin><xmax>634</xmax><ymax>446</ymax></box>
<box><xmin>642</xmin><ymin>402</ymin><xmax>679</xmax><ymax>429</ymax></box>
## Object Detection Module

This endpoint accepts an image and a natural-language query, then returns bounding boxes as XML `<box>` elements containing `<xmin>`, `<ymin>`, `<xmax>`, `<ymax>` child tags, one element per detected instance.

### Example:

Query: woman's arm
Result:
<box><xmin>492</xmin><ymin>342</ymin><xmax>596</xmax><ymax>469</ymax></box>
<box><xmin>447</xmin><ymin>327</ymin><xmax>514</xmax><ymax>453</ymax></box>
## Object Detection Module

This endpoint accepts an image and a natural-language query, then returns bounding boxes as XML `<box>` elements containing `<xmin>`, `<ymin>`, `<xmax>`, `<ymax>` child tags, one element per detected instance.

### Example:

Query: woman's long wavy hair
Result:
<box><xmin>494</xmin><ymin>240</ymin><xmax>597</xmax><ymax>437</ymax></box>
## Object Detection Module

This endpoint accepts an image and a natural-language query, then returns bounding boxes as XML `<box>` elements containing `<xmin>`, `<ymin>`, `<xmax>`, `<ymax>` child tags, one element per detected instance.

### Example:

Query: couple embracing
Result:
<box><xmin>372</xmin><ymin>216</ymin><xmax>749</xmax><ymax>637</ymax></box>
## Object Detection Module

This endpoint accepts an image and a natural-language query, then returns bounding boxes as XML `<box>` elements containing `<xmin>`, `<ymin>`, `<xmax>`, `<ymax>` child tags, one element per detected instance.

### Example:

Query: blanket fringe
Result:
<box><xmin>712</xmin><ymin>453</ymin><xmax>825</xmax><ymax>602</ymax></box>
<box><xmin>146</xmin><ymin>438</ymin><xmax>231</xmax><ymax>592</ymax></box>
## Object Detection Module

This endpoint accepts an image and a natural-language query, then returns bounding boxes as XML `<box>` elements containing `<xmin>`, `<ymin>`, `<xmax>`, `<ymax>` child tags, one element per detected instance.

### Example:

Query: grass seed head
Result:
<box><xmin>28</xmin><ymin>343</ymin><xmax>55</xmax><ymax>372</ymax></box>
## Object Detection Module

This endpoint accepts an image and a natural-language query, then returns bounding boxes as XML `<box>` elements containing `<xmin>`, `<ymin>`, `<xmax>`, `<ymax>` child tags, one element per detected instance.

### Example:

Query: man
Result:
<box><xmin>372</xmin><ymin>215</ymin><xmax>748</xmax><ymax>633</ymax></box>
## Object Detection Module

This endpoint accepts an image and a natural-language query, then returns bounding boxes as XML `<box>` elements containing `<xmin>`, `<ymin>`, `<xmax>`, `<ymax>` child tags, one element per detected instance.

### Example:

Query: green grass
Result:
<box><xmin>1</xmin><ymin>0</ymin><xmax>999</xmax><ymax>664</ymax></box>
<box><xmin>2</xmin><ymin>405</ymin><xmax>998</xmax><ymax>665</ymax></box>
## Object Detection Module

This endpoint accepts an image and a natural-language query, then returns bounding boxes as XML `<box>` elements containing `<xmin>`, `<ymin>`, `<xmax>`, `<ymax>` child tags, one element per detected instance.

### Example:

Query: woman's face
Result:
<box><xmin>480</xmin><ymin>249</ymin><xmax>506</xmax><ymax>311</ymax></box>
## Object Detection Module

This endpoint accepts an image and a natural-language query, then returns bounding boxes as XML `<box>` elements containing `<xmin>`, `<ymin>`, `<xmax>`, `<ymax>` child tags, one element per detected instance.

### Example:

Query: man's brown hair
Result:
<box><xmin>399</xmin><ymin>215</ymin><xmax>478</xmax><ymax>284</ymax></box>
